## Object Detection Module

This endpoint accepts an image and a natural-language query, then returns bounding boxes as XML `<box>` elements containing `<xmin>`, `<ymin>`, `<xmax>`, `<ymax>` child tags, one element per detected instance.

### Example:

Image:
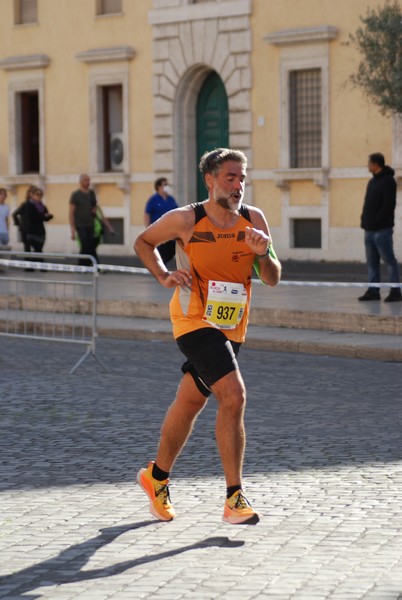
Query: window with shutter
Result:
<box><xmin>15</xmin><ymin>0</ymin><xmax>37</xmax><ymax>24</ymax></box>
<box><xmin>96</xmin><ymin>0</ymin><xmax>122</xmax><ymax>15</ymax></box>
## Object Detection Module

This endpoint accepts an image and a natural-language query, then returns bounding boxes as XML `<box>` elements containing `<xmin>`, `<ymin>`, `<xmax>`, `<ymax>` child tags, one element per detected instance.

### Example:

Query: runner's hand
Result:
<box><xmin>245</xmin><ymin>226</ymin><xmax>270</xmax><ymax>256</ymax></box>
<box><xmin>160</xmin><ymin>269</ymin><xmax>192</xmax><ymax>290</ymax></box>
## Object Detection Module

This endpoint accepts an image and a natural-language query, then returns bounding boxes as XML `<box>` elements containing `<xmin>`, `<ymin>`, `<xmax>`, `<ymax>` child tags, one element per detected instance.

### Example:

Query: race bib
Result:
<box><xmin>202</xmin><ymin>281</ymin><xmax>247</xmax><ymax>330</ymax></box>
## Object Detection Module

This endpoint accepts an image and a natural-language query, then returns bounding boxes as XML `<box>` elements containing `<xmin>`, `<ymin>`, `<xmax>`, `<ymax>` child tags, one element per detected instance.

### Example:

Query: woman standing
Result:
<box><xmin>13</xmin><ymin>185</ymin><xmax>35</xmax><ymax>253</ymax></box>
<box><xmin>25</xmin><ymin>187</ymin><xmax>53</xmax><ymax>259</ymax></box>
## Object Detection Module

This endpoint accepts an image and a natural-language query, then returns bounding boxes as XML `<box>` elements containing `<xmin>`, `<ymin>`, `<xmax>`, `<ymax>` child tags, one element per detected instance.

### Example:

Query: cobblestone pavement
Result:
<box><xmin>1</xmin><ymin>337</ymin><xmax>402</xmax><ymax>600</ymax></box>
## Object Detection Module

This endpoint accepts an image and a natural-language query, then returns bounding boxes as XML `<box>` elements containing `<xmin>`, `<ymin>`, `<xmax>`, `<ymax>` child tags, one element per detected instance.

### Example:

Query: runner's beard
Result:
<box><xmin>214</xmin><ymin>190</ymin><xmax>243</xmax><ymax>211</ymax></box>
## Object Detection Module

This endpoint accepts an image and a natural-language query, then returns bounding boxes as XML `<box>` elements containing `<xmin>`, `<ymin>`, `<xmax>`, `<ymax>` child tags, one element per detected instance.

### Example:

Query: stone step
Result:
<box><xmin>95</xmin><ymin>315</ymin><xmax>402</xmax><ymax>363</ymax></box>
<box><xmin>95</xmin><ymin>299</ymin><xmax>402</xmax><ymax>336</ymax></box>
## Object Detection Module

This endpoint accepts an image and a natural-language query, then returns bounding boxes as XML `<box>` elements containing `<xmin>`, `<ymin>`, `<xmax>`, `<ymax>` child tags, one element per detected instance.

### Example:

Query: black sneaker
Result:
<box><xmin>358</xmin><ymin>290</ymin><xmax>381</xmax><ymax>301</ymax></box>
<box><xmin>384</xmin><ymin>289</ymin><xmax>402</xmax><ymax>302</ymax></box>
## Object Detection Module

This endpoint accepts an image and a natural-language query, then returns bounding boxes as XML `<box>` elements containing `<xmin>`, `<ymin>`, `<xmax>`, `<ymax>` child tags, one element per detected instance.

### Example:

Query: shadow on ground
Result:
<box><xmin>0</xmin><ymin>519</ymin><xmax>244</xmax><ymax>598</ymax></box>
<box><xmin>1</xmin><ymin>337</ymin><xmax>402</xmax><ymax>491</ymax></box>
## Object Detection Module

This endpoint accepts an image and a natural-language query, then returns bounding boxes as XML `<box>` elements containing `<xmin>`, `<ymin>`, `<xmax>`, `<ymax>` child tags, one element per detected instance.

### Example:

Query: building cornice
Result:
<box><xmin>149</xmin><ymin>0</ymin><xmax>251</xmax><ymax>25</ymax></box>
<box><xmin>265</xmin><ymin>25</ymin><xmax>338</xmax><ymax>45</ymax></box>
<box><xmin>273</xmin><ymin>168</ymin><xmax>330</xmax><ymax>190</ymax></box>
<box><xmin>0</xmin><ymin>54</ymin><xmax>50</xmax><ymax>71</ymax></box>
<box><xmin>76</xmin><ymin>46</ymin><xmax>135</xmax><ymax>64</ymax></box>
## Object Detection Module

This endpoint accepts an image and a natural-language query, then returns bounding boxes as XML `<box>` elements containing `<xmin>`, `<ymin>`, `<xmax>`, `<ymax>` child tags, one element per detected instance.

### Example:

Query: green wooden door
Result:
<box><xmin>196</xmin><ymin>72</ymin><xmax>229</xmax><ymax>201</ymax></box>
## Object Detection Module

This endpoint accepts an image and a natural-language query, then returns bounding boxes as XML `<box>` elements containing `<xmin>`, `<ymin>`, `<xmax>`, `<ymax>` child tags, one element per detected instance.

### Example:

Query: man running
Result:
<box><xmin>134</xmin><ymin>148</ymin><xmax>281</xmax><ymax>524</ymax></box>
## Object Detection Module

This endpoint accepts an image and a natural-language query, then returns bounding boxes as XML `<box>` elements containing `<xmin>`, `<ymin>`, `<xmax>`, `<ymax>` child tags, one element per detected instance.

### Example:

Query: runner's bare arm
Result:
<box><xmin>246</xmin><ymin>206</ymin><xmax>282</xmax><ymax>287</ymax></box>
<box><xmin>134</xmin><ymin>207</ymin><xmax>194</xmax><ymax>289</ymax></box>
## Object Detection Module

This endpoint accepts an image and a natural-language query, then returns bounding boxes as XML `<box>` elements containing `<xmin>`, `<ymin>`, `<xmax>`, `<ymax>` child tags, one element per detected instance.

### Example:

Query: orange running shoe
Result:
<box><xmin>137</xmin><ymin>461</ymin><xmax>175</xmax><ymax>521</ymax></box>
<box><xmin>223</xmin><ymin>489</ymin><xmax>259</xmax><ymax>525</ymax></box>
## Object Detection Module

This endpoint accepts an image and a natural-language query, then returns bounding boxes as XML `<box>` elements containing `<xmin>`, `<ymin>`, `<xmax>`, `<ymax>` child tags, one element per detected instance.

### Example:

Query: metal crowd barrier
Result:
<box><xmin>0</xmin><ymin>251</ymin><xmax>107</xmax><ymax>374</ymax></box>
<box><xmin>1</xmin><ymin>249</ymin><xmax>400</xmax><ymax>375</ymax></box>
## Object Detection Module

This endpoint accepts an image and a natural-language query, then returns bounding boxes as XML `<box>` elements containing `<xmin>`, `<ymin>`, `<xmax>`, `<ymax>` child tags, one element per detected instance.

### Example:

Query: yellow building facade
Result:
<box><xmin>0</xmin><ymin>0</ymin><xmax>400</xmax><ymax>262</ymax></box>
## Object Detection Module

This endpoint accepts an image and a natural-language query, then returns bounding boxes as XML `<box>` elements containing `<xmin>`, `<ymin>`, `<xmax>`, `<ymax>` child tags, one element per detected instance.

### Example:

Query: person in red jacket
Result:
<box><xmin>359</xmin><ymin>153</ymin><xmax>401</xmax><ymax>302</ymax></box>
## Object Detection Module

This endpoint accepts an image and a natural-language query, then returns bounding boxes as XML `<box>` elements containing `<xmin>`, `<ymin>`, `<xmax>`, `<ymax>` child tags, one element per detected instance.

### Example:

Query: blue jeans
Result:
<box><xmin>364</xmin><ymin>228</ymin><xmax>400</xmax><ymax>292</ymax></box>
<box><xmin>0</xmin><ymin>232</ymin><xmax>9</xmax><ymax>245</ymax></box>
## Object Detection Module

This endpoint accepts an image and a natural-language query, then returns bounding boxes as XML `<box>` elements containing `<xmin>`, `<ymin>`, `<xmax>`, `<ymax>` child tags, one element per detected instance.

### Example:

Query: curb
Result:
<box><xmin>96</xmin><ymin>322</ymin><xmax>402</xmax><ymax>363</ymax></box>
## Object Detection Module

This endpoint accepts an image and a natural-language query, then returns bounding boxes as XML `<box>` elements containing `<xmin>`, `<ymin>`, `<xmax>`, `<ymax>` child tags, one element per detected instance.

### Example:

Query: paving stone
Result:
<box><xmin>1</xmin><ymin>338</ymin><xmax>402</xmax><ymax>599</ymax></box>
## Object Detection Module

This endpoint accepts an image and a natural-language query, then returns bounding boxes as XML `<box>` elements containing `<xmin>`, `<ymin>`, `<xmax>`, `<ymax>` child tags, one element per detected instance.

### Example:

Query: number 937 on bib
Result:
<box><xmin>202</xmin><ymin>280</ymin><xmax>247</xmax><ymax>330</ymax></box>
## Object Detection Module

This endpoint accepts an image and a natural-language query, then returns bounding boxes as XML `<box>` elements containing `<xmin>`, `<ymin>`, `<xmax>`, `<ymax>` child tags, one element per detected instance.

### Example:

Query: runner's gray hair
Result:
<box><xmin>199</xmin><ymin>148</ymin><xmax>247</xmax><ymax>180</ymax></box>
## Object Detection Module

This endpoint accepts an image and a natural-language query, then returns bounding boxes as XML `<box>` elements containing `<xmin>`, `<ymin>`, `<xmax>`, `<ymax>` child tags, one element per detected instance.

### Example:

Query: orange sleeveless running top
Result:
<box><xmin>170</xmin><ymin>202</ymin><xmax>255</xmax><ymax>343</ymax></box>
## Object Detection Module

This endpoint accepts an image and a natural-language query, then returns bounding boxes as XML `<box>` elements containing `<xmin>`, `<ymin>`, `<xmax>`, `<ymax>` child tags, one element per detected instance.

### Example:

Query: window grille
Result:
<box><xmin>289</xmin><ymin>69</ymin><xmax>322</xmax><ymax>168</ymax></box>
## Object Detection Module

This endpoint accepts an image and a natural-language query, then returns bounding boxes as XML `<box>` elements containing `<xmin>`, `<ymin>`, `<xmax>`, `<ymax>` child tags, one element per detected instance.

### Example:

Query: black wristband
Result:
<box><xmin>256</xmin><ymin>245</ymin><xmax>271</xmax><ymax>258</ymax></box>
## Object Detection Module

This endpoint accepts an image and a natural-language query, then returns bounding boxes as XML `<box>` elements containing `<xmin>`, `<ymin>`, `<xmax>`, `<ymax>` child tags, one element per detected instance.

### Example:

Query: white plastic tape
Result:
<box><xmin>1</xmin><ymin>259</ymin><xmax>401</xmax><ymax>288</ymax></box>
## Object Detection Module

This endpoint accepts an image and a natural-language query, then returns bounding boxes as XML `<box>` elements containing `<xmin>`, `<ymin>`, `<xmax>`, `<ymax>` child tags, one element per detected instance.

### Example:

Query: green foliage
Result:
<box><xmin>348</xmin><ymin>1</ymin><xmax>402</xmax><ymax>116</ymax></box>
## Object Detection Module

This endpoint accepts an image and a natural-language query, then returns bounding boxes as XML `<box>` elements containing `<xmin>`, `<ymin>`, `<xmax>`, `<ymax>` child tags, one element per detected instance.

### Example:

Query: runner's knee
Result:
<box><xmin>213</xmin><ymin>375</ymin><xmax>246</xmax><ymax>413</ymax></box>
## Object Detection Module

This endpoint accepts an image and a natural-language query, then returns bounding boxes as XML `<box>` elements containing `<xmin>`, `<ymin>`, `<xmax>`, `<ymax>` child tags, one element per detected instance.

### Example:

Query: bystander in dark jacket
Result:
<box><xmin>25</xmin><ymin>187</ymin><xmax>53</xmax><ymax>256</ymax></box>
<box><xmin>12</xmin><ymin>185</ymin><xmax>35</xmax><ymax>253</ymax></box>
<box><xmin>359</xmin><ymin>153</ymin><xmax>401</xmax><ymax>303</ymax></box>
<box><xmin>361</xmin><ymin>165</ymin><xmax>396</xmax><ymax>231</ymax></box>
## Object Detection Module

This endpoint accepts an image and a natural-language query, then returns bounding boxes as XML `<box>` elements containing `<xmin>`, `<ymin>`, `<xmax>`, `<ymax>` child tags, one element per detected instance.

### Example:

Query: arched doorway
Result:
<box><xmin>196</xmin><ymin>71</ymin><xmax>229</xmax><ymax>201</ymax></box>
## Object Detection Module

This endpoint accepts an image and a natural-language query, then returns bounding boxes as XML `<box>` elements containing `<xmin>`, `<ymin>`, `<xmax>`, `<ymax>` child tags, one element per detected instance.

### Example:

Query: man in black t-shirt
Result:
<box><xmin>69</xmin><ymin>174</ymin><xmax>98</xmax><ymax>266</ymax></box>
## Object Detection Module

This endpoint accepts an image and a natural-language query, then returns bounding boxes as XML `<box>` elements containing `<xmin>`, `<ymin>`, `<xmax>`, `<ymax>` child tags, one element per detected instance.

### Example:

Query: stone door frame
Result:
<box><xmin>149</xmin><ymin>0</ymin><xmax>253</xmax><ymax>205</ymax></box>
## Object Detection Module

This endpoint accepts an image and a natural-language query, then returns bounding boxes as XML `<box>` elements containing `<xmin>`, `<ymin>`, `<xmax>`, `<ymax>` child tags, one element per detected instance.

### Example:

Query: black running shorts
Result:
<box><xmin>176</xmin><ymin>327</ymin><xmax>241</xmax><ymax>397</ymax></box>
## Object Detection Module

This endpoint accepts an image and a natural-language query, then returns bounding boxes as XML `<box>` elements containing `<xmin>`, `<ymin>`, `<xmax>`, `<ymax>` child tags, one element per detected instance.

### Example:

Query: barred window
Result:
<box><xmin>96</xmin><ymin>0</ymin><xmax>122</xmax><ymax>15</ymax></box>
<box><xmin>289</xmin><ymin>69</ymin><xmax>322</xmax><ymax>168</ymax></box>
<box><xmin>15</xmin><ymin>0</ymin><xmax>37</xmax><ymax>24</ymax></box>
